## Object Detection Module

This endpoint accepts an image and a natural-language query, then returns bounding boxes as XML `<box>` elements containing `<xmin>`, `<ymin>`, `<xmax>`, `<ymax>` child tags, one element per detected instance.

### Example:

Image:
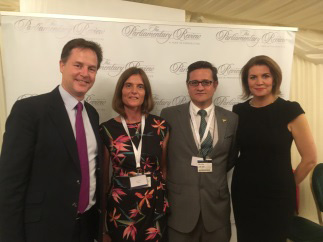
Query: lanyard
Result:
<box><xmin>190</xmin><ymin>107</ymin><xmax>214</xmax><ymax>150</ymax></box>
<box><xmin>121</xmin><ymin>115</ymin><xmax>145</xmax><ymax>169</ymax></box>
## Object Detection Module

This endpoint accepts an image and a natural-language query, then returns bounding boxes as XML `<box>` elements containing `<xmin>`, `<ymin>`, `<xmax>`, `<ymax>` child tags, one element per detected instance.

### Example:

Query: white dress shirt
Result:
<box><xmin>189</xmin><ymin>101</ymin><xmax>218</xmax><ymax>152</ymax></box>
<box><xmin>59</xmin><ymin>85</ymin><xmax>97</xmax><ymax>211</ymax></box>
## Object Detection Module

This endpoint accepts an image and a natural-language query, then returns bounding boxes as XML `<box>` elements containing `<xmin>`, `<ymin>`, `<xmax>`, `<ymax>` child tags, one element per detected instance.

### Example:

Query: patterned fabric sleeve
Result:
<box><xmin>232</xmin><ymin>102</ymin><xmax>244</xmax><ymax>116</ymax></box>
<box><xmin>285</xmin><ymin>101</ymin><xmax>305</xmax><ymax>123</ymax></box>
<box><xmin>163</xmin><ymin>119</ymin><xmax>170</xmax><ymax>140</ymax></box>
<box><xmin>232</xmin><ymin>104</ymin><xmax>239</xmax><ymax>115</ymax></box>
<box><xmin>99</xmin><ymin>122</ymin><xmax>112</xmax><ymax>150</ymax></box>
<box><xmin>150</xmin><ymin>115</ymin><xmax>169</xmax><ymax>141</ymax></box>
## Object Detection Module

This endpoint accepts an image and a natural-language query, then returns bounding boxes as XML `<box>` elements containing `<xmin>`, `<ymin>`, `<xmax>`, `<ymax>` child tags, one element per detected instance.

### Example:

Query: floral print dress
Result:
<box><xmin>100</xmin><ymin>114</ymin><xmax>169</xmax><ymax>241</ymax></box>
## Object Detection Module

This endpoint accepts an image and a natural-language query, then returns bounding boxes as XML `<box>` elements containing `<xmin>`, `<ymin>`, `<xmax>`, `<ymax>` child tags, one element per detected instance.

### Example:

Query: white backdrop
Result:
<box><xmin>1</xmin><ymin>12</ymin><xmax>296</xmax><ymax>124</ymax></box>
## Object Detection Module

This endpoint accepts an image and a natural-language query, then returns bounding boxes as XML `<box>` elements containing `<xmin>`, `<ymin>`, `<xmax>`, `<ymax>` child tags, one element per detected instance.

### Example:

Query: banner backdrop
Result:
<box><xmin>1</xmin><ymin>12</ymin><xmax>296</xmax><ymax>123</ymax></box>
<box><xmin>0</xmin><ymin>13</ymin><xmax>297</xmax><ymax>240</ymax></box>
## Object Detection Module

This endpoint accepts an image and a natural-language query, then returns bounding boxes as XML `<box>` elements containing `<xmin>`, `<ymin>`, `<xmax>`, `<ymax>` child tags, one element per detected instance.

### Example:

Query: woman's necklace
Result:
<box><xmin>125</xmin><ymin>116</ymin><xmax>142</xmax><ymax>136</ymax></box>
<box><xmin>135</xmin><ymin>124</ymin><xmax>140</xmax><ymax>136</ymax></box>
<box><xmin>249</xmin><ymin>97</ymin><xmax>278</xmax><ymax>108</ymax></box>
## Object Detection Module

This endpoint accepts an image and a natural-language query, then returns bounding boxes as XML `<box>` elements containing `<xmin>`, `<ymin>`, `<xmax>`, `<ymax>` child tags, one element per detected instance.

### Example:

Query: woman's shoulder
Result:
<box><xmin>99</xmin><ymin>118</ymin><xmax>118</xmax><ymax>143</ymax></box>
<box><xmin>100</xmin><ymin>117</ymin><xmax>118</xmax><ymax>129</ymax></box>
<box><xmin>276</xmin><ymin>97</ymin><xmax>305</xmax><ymax>122</ymax></box>
<box><xmin>148</xmin><ymin>113</ymin><xmax>167</xmax><ymax>122</ymax></box>
<box><xmin>232</xmin><ymin>99</ymin><xmax>250</xmax><ymax>113</ymax></box>
<box><xmin>276</xmin><ymin>97</ymin><xmax>304</xmax><ymax>112</ymax></box>
<box><xmin>147</xmin><ymin>113</ymin><xmax>169</xmax><ymax>129</ymax></box>
<box><xmin>277</xmin><ymin>97</ymin><xmax>301</xmax><ymax>107</ymax></box>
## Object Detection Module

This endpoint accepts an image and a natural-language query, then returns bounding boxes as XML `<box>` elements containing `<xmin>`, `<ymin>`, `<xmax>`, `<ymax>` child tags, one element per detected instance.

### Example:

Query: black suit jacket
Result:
<box><xmin>0</xmin><ymin>86</ymin><xmax>103</xmax><ymax>242</ymax></box>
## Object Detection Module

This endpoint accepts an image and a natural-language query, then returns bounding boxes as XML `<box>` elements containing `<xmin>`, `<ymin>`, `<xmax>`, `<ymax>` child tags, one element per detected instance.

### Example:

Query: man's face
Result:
<box><xmin>187</xmin><ymin>68</ymin><xmax>217</xmax><ymax>109</ymax></box>
<box><xmin>60</xmin><ymin>48</ymin><xmax>98</xmax><ymax>101</ymax></box>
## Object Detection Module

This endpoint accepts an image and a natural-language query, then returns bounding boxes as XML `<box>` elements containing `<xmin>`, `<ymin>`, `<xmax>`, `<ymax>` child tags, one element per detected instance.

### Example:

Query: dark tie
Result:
<box><xmin>75</xmin><ymin>102</ymin><xmax>89</xmax><ymax>213</ymax></box>
<box><xmin>198</xmin><ymin>109</ymin><xmax>213</xmax><ymax>158</ymax></box>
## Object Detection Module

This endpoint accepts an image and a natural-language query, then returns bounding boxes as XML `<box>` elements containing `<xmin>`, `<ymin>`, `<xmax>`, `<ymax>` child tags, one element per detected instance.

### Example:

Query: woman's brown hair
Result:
<box><xmin>112</xmin><ymin>67</ymin><xmax>154</xmax><ymax>117</ymax></box>
<box><xmin>241</xmin><ymin>55</ymin><xmax>282</xmax><ymax>99</ymax></box>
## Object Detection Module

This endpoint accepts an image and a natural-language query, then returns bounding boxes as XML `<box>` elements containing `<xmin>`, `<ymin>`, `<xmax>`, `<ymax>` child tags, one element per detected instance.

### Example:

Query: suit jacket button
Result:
<box><xmin>76</xmin><ymin>180</ymin><xmax>80</xmax><ymax>184</ymax></box>
<box><xmin>72</xmin><ymin>202</ymin><xmax>77</xmax><ymax>207</ymax></box>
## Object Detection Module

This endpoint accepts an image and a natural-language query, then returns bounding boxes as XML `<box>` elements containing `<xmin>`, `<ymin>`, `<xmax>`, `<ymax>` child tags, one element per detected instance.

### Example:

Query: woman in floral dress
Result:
<box><xmin>100</xmin><ymin>67</ymin><xmax>169</xmax><ymax>242</ymax></box>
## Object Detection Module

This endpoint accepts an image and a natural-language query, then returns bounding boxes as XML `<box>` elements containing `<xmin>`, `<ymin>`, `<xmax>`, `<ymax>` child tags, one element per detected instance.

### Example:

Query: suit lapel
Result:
<box><xmin>177</xmin><ymin>103</ymin><xmax>199</xmax><ymax>154</ymax></box>
<box><xmin>209</xmin><ymin>106</ymin><xmax>228</xmax><ymax>156</ymax></box>
<box><xmin>48</xmin><ymin>87</ymin><xmax>80</xmax><ymax>170</ymax></box>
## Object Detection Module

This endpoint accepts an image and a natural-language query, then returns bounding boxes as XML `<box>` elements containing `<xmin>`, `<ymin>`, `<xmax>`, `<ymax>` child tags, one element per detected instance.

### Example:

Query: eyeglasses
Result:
<box><xmin>187</xmin><ymin>80</ymin><xmax>213</xmax><ymax>87</ymax></box>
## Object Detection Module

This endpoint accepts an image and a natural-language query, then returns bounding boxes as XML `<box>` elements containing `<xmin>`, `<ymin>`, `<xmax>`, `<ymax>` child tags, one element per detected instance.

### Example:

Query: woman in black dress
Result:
<box><xmin>100</xmin><ymin>67</ymin><xmax>169</xmax><ymax>242</ymax></box>
<box><xmin>232</xmin><ymin>55</ymin><xmax>317</xmax><ymax>241</ymax></box>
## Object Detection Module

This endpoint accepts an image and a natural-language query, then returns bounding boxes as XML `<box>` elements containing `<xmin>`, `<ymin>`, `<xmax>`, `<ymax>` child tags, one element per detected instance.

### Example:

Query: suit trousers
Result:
<box><xmin>168</xmin><ymin>213</ymin><xmax>231</xmax><ymax>242</ymax></box>
<box><xmin>71</xmin><ymin>206</ymin><xmax>97</xmax><ymax>242</ymax></box>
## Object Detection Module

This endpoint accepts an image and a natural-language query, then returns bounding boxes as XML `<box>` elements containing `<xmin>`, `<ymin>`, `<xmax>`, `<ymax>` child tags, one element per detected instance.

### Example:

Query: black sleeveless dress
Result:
<box><xmin>231</xmin><ymin>97</ymin><xmax>304</xmax><ymax>242</ymax></box>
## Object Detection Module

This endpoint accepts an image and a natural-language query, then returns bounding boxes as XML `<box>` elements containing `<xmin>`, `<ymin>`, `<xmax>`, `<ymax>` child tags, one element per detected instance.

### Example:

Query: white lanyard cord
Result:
<box><xmin>190</xmin><ymin>108</ymin><xmax>214</xmax><ymax>150</ymax></box>
<box><xmin>121</xmin><ymin>115</ymin><xmax>145</xmax><ymax>169</ymax></box>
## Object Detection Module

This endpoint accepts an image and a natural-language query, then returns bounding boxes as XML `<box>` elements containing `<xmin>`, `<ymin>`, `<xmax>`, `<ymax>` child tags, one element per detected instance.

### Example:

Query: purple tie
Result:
<box><xmin>75</xmin><ymin>102</ymin><xmax>90</xmax><ymax>213</ymax></box>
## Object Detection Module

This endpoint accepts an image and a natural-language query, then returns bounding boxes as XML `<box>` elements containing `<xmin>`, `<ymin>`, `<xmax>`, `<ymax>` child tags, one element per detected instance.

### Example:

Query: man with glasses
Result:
<box><xmin>161</xmin><ymin>61</ymin><xmax>238</xmax><ymax>242</ymax></box>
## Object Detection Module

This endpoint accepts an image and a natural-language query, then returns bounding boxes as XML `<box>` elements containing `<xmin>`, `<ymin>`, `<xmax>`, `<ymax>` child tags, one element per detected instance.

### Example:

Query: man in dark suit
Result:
<box><xmin>0</xmin><ymin>38</ymin><xmax>103</xmax><ymax>242</ymax></box>
<box><xmin>161</xmin><ymin>61</ymin><xmax>238</xmax><ymax>242</ymax></box>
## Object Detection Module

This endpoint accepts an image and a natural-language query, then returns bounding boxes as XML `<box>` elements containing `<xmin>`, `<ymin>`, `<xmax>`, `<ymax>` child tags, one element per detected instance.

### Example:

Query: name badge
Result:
<box><xmin>198</xmin><ymin>159</ymin><xmax>212</xmax><ymax>172</ymax></box>
<box><xmin>146</xmin><ymin>176</ymin><xmax>151</xmax><ymax>187</ymax></box>
<box><xmin>191</xmin><ymin>156</ymin><xmax>201</xmax><ymax>167</ymax></box>
<box><xmin>130</xmin><ymin>175</ymin><xmax>148</xmax><ymax>188</ymax></box>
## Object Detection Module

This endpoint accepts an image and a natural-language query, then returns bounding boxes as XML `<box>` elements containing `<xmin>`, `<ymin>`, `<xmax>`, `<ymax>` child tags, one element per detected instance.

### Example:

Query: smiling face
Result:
<box><xmin>248</xmin><ymin>65</ymin><xmax>274</xmax><ymax>98</ymax></box>
<box><xmin>60</xmin><ymin>47</ymin><xmax>98</xmax><ymax>101</ymax></box>
<box><xmin>122</xmin><ymin>74</ymin><xmax>146</xmax><ymax>110</ymax></box>
<box><xmin>187</xmin><ymin>68</ymin><xmax>217</xmax><ymax>109</ymax></box>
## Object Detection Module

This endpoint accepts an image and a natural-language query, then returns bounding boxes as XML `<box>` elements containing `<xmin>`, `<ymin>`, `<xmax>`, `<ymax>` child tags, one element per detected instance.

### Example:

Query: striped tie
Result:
<box><xmin>198</xmin><ymin>109</ymin><xmax>213</xmax><ymax>158</ymax></box>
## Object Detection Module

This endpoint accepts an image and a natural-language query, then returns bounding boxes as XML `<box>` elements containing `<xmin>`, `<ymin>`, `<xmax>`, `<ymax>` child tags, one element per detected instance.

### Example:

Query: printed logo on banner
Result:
<box><xmin>169</xmin><ymin>62</ymin><xmax>188</xmax><ymax>75</ymax></box>
<box><xmin>152</xmin><ymin>93</ymin><xmax>241</xmax><ymax>111</ymax></box>
<box><xmin>217</xmin><ymin>63</ymin><xmax>241</xmax><ymax>79</ymax></box>
<box><xmin>100</xmin><ymin>59</ymin><xmax>155</xmax><ymax>77</ymax></box>
<box><xmin>213</xmin><ymin>96</ymin><xmax>240</xmax><ymax>108</ymax></box>
<box><xmin>169</xmin><ymin>62</ymin><xmax>240</xmax><ymax>79</ymax></box>
<box><xmin>122</xmin><ymin>24</ymin><xmax>202</xmax><ymax>45</ymax></box>
<box><xmin>153</xmin><ymin>94</ymin><xmax>190</xmax><ymax>112</ymax></box>
<box><xmin>215</xmin><ymin>30</ymin><xmax>290</xmax><ymax>47</ymax></box>
<box><xmin>215</xmin><ymin>63</ymin><xmax>242</xmax><ymax>108</ymax></box>
<box><xmin>16</xmin><ymin>93</ymin><xmax>107</xmax><ymax>105</ymax></box>
<box><xmin>85</xmin><ymin>94</ymin><xmax>108</xmax><ymax>113</ymax></box>
<box><xmin>85</xmin><ymin>94</ymin><xmax>107</xmax><ymax>107</ymax></box>
<box><xmin>14</xmin><ymin>18</ymin><xmax>105</xmax><ymax>38</ymax></box>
